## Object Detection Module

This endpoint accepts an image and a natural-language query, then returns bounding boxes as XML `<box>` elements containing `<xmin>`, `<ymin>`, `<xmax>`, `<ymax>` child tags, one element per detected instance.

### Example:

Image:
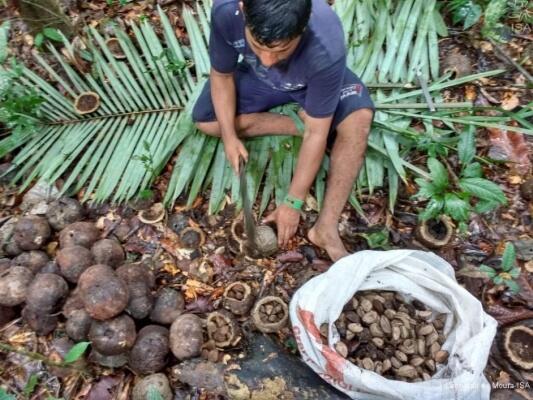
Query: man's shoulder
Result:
<box><xmin>212</xmin><ymin>0</ymin><xmax>240</xmax><ymax>19</ymax></box>
<box><xmin>309</xmin><ymin>0</ymin><xmax>346</xmax><ymax>62</ymax></box>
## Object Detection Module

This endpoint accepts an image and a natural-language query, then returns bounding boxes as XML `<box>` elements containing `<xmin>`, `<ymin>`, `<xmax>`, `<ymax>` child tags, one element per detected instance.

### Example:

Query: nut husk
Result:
<box><xmin>251</xmin><ymin>296</ymin><xmax>288</xmax><ymax>333</ymax></box>
<box><xmin>222</xmin><ymin>281</ymin><xmax>254</xmax><ymax>315</ymax></box>
<box><xmin>206</xmin><ymin>310</ymin><xmax>241</xmax><ymax>348</ymax></box>
<box><xmin>74</xmin><ymin>91</ymin><xmax>100</xmax><ymax>114</ymax></box>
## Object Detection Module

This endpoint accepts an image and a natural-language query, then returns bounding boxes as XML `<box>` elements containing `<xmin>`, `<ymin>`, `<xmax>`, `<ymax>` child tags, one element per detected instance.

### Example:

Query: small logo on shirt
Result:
<box><xmin>340</xmin><ymin>84</ymin><xmax>363</xmax><ymax>100</ymax></box>
<box><xmin>232</xmin><ymin>39</ymin><xmax>245</xmax><ymax>48</ymax></box>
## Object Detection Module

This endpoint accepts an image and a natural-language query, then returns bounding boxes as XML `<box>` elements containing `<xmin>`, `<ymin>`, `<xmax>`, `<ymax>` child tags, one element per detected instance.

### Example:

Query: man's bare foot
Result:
<box><xmin>308</xmin><ymin>223</ymin><xmax>349</xmax><ymax>262</ymax></box>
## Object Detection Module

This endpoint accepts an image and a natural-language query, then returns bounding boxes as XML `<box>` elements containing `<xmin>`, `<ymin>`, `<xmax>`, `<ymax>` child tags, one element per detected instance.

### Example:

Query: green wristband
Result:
<box><xmin>283</xmin><ymin>194</ymin><xmax>304</xmax><ymax>210</ymax></box>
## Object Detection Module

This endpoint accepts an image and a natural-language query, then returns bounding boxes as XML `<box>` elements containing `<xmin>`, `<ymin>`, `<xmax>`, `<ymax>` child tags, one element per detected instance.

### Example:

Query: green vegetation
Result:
<box><xmin>480</xmin><ymin>243</ymin><xmax>522</xmax><ymax>293</ymax></box>
<box><xmin>414</xmin><ymin>126</ymin><xmax>507</xmax><ymax>232</ymax></box>
<box><xmin>0</xmin><ymin>0</ymin><xmax>528</xmax><ymax>226</ymax></box>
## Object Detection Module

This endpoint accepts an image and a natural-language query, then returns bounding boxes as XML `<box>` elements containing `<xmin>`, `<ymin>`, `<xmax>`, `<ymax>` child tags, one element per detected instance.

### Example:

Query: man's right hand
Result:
<box><xmin>223</xmin><ymin>135</ymin><xmax>248</xmax><ymax>175</ymax></box>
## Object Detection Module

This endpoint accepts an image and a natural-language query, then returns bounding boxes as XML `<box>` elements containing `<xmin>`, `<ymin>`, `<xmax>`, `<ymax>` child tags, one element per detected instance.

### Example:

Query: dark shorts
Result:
<box><xmin>192</xmin><ymin>63</ymin><xmax>375</xmax><ymax>148</ymax></box>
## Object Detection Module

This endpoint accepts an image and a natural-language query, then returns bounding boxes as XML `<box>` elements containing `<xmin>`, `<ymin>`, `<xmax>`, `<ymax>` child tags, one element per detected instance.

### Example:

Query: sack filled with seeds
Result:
<box><xmin>289</xmin><ymin>250</ymin><xmax>497</xmax><ymax>400</ymax></box>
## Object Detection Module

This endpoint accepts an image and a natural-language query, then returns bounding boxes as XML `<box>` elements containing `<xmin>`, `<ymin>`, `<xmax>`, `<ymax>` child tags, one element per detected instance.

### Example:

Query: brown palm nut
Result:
<box><xmin>12</xmin><ymin>251</ymin><xmax>49</xmax><ymax>273</ymax></box>
<box><xmin>132</xmin><ymin>374</ymin><xmax>173</xmax><ymax>400</ymax></box>
<box><xmin>22</xmin><ymin>306</ymin><xmax>58</xmax><ymax>335</ymax></box>
<box><xmin>89</xmin><ymin>349</ymin><xmax>129</xmax><ymax>368</ymax></box>
<box><xmin>222</xmin><ymin>281</ymin><xmax>254</xmax><ymax>315</ymax></box>
<box><xmin>0</xmin><ymin>266</ymin><xmax>34</xmax><ymax>306</ymax></box>
<box><xmin>150</xmin><ymin>288</ymin><xmax>185</xmax><ymax>324</ymax></box>
<box><xmin>117</xmin><ymin>263</ymin><xmax>155</xmax><ymax>319</ymax></box>
<box><xmin>59</xmin><ymin>222</ymin><xmax>100</xmax><ymax>249</ymax></box>
<box><xmin>78</xmin><ymin>264</ymin><xmax>129</xmax><ymax>320</ymax></box>
<box><xmin>46</xmin><ymin>198</ymin><xmax>84</xmax><ymax>231</ymax></box>
<box><xmin>91</xmin><ymin>239</ymin><xmax>124</xmax><ymax>267</ymax></box>
<box><xmin>25</xmin><ymin>273</ymin><xmax>68</xmax><ymax>313</ymax></box>
<box><xmin>66</xmin><ymin>309</ymin><xmax>92</xmax><ymax>342</ymax></box>
<box><xmin>169</xmin><ymin>314</ymin><xmax>204</xmax><ymax>360</ymax></box>
<box><xmin>129</xmin><ymin>325</ymin><xmax>169</xmax><ymax>374</ymax></box>
<box><xmin>56</xmin><ymin>246</ymin><xmax>94</xmax><ymax>283</ymax></box>
<box><xmin>89</xmin><ymin>314</ymin><xmax>136</xmax><ymax>355</ymax></box>
<box><xmin>14</xmin><ymin>216</ymin><xmax>51</xmax><ymax>251</ymax></box>
<box><xmin>62</xmin><ymin>287</ymin><xmax>84</xmax><ymax>318</ymax></box>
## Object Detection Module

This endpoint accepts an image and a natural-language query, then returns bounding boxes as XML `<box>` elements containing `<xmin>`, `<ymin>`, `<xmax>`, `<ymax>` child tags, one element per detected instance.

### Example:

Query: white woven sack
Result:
<box><xmin>289</xmin><ymin>250</ymin><xmax>497</xmax><ymax>400</ymax></box>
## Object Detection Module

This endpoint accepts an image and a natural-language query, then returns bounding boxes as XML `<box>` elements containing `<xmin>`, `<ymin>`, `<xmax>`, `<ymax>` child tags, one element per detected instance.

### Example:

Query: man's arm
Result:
<box><xmin>208</xmin><ymin>5</ymin><xmax>247</xmax><ymax>173</ymax></box>
<box><xmin>210</xmin><ymin>69</ymin><xmax>248</xmax><ymax>173</ymax></box>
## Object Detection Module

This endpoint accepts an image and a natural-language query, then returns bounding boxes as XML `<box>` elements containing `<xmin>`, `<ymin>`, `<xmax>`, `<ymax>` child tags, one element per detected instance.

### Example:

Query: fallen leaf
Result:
<box><xmin>87</xmin><ymin>376</ymin><xmax>121</xmax><ymax>400</ymax></box>
<box><xmin>501</xmin><ymin>92</ymin><xmax>520</xmax><ymax>111</ymax></box>
<box><xmin>487</xmin><ymin>127</ymin><xmax>531</xmax><ymax>175</ymax></box>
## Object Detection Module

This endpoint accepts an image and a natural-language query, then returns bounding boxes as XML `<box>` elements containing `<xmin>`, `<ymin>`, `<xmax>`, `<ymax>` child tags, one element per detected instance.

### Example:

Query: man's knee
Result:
<box><xmin>195</xmin><ymin>121</ymin><xmax>221</xmax><ymax>137</ymax></box>
<box><xmin>337</xmin><ymin>108</ymin><xmax>373</xmax><ymax>140</ymax></box>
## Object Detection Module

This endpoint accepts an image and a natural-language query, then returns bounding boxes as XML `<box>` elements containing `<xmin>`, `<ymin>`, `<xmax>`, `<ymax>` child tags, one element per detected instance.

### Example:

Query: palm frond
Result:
<box><xmin>0</xmin><ymin>0</ymin><xmax>524</xmax><ymax>219</ymax></box>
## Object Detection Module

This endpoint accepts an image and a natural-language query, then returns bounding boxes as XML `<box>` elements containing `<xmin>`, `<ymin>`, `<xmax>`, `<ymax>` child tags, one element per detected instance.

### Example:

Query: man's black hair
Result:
<box><xmin>242</xmin><ymin>0</ymin><xmax>312</xmax><ymax>47</ymax></box>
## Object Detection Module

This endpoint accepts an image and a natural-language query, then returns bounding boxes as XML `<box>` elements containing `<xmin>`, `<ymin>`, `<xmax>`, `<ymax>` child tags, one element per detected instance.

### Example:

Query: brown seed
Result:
<box><xmin>430</xmin><ymin>342</ymin><xmax>441</xmax><ymax>357</ymax></box>
<box><xmin>379</xmin><ymin>315</ymin><xmax>392</xmax><ymax>334</ymax></box>
<box><xmin>360</xmin><ymin>299</ymin><xmax>373</xmax><ymax>313</ymax></box>
<box><xmin>417</xmin><ymin>338</ymin><xmax>426</xmax><ymax>356</ymax></box>
<box><xmin>410</xmin><ymin>356</ymin><xmax>425</xmax><ymax>367</ymax></box>
<box><xmin>400</xmin><ymin>326</ymin><xmax>410</xmax><ymax>339</ymax></box>
<box><xmin>352</xmin><ymin>297</ymin><xmax>359</xmax><ymax>309</ymax></box>
<box><xmin>207</xmin><ymin>349</ymin><xmax>219</xmax><ymax>363</ymax></box>
<box><xmin>372</xmin><ymin>300</ymin><xmax>384</xmax><ymax>314</ymax></box>
<box><xmin>374</xmin><ymin>361</ymin><xmax>383</xmax><ymax>375</ymax></box>
<box><xmin>372</xmin><ymin>337</ymin><xmax>384</xmax><ymax>348</ymax></box>
<box><xmin>402</xmin><ymin>339</ymin><xmax>416</xmax><ymax>354</ymax></box>
<box><xmin>392</xmin><ymin>326</ymin><xmax>401</xmax><ymax>341</ymax></box>
<box><xmin>384</xmin><ymin>309</ymin><xmax>396</xmax><ymax>319</ymax></box>
<box><xmin>417</xmin><ymin>310</ymin><xmax>432</xmax><ymax>320</ymax></box>
<box><xmin>426</xmin><ymin>332</ymin><xmax>439</xmax><ymax>346</ymax></box>
<box><xmin>438</xmin><ymin>333</ymin><xmax>446</xmax><ymax>345</ymax></box>
<box><xmin>417</xmin><ymin>324</ymin><xmax>434</xmax><ymax>336</ymax></box>
<box><xmin>422</xmin><ymin>372</ymin><xmax>432</xmax><ymax>381</ymax></box>
<box><xmin>362</xmin><ymin>311</ymin><xmax>379</xmax><ymax>325</ymax></box>
<box><xmin>395</xmin><ymin>350</ymin><xmax>408</xmax><ymax>363</ymax></box>
<box><xmin>382</xmin><ymin>359</ymin><xmax>392</xmax><ymax>373</ymax></box>
<box><xmin>268</xmin><ymin>314</ymin><xmax>277</xmax><ymax>322</ymax></box>
<box><xmin>370</xmin><ymin>323</ymin><xmax>384</xmax><ymax>338</ymax></box>
<box><xmin>320</xmin><ymin>323</ymin><xmax>328</xmax><ymax>338</ymax></box>
<box><xmin>265</xmin><ymin>304</ymin><xmax>274</xmax><ymax>315</ymax></box>
<box><xmin>346</xmin><ymin>331</ymin><xmax>355</xmax><ymax>341</ymax></box>
<box><xmin>348</xmin><ymin>323</ymin><xmax>364</xmax><ymax>333</ymax></box>
<box><xmin>425</xmin><ymin>359</ymin><xmax>436</xmax><ymax>372</ymax></box>
<box><xmin>435</xmin><ymin>350</ymin><xmax>449</xmax><ymax>364</ymax></box>
<box><xmin>345</xmin><ymin>311</ymin><xmax>360</xmax><ymax>323</ymax></box>
<box><xmin>335</xmin><ymin>341</ymin><xmax>348</xmax><ymax>358</ymax></box>
<box><xmin>390</xmin><ymin>356</ymin><xmax>402</xmax><ymax>369</ymax></box>
<box><xmin>397</xmin><ymin>365</ymin><xmax>417</xmax><ymax>379</ymax></box>
<box><xmin>362</xmin><ymin>357</ymin><xmax>374</xmax><ymax>370</ymax></box>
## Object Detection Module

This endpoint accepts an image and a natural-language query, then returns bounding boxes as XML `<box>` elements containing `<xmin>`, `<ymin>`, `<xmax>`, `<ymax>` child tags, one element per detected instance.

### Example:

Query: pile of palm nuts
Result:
<box><xmin>326</xmin><ymin>291</ymin><xmax>449</xmax><ymax>382</ymax></box>
<box><xmin>0</xmin><ymin>197</ymin><xmax>289</xmax><ymax>384</ymax></box>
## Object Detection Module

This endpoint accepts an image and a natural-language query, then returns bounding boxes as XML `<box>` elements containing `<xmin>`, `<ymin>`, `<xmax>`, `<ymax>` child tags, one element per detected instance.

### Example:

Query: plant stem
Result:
<box><xmin>488</xmin><ymin>38</ymin><xmax>533</xmax><ymax>83</ymax></box>
<box><xmin>440</xmin><ymin>156</ymin><xmax>460</xmax><ymax>188</ymax></box>
<box><xmin>0</xmin><ymin>342</ymin><xmax>85</xmax><ymax>371</ymax></box>
<box><xmin>375</xmin><ymin>102</ymin><xmax>473</xmax><ymax>109</ymax></box>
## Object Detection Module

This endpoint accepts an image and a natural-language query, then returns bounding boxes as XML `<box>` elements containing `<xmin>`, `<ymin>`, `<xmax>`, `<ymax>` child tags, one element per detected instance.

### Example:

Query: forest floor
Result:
<box><xmin>0</xmin><ymin>1</ymin><xmax>532</xmax><ymax>399</ymax></box>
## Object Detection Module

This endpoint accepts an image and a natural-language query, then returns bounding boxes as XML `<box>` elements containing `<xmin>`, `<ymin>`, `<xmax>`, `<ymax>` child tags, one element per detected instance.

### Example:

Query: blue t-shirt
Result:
<box><xmin>209</xmin><ymin>0</ymin><xmax>346</xmax><ymax>118</ymax></box>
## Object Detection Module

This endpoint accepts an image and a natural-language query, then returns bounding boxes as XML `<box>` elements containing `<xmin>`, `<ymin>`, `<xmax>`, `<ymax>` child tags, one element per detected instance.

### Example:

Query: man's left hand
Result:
<box><xmin>262</xmin><ymin>204</ymin><xmax>300</xmax><ymax>248</ymax></box>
